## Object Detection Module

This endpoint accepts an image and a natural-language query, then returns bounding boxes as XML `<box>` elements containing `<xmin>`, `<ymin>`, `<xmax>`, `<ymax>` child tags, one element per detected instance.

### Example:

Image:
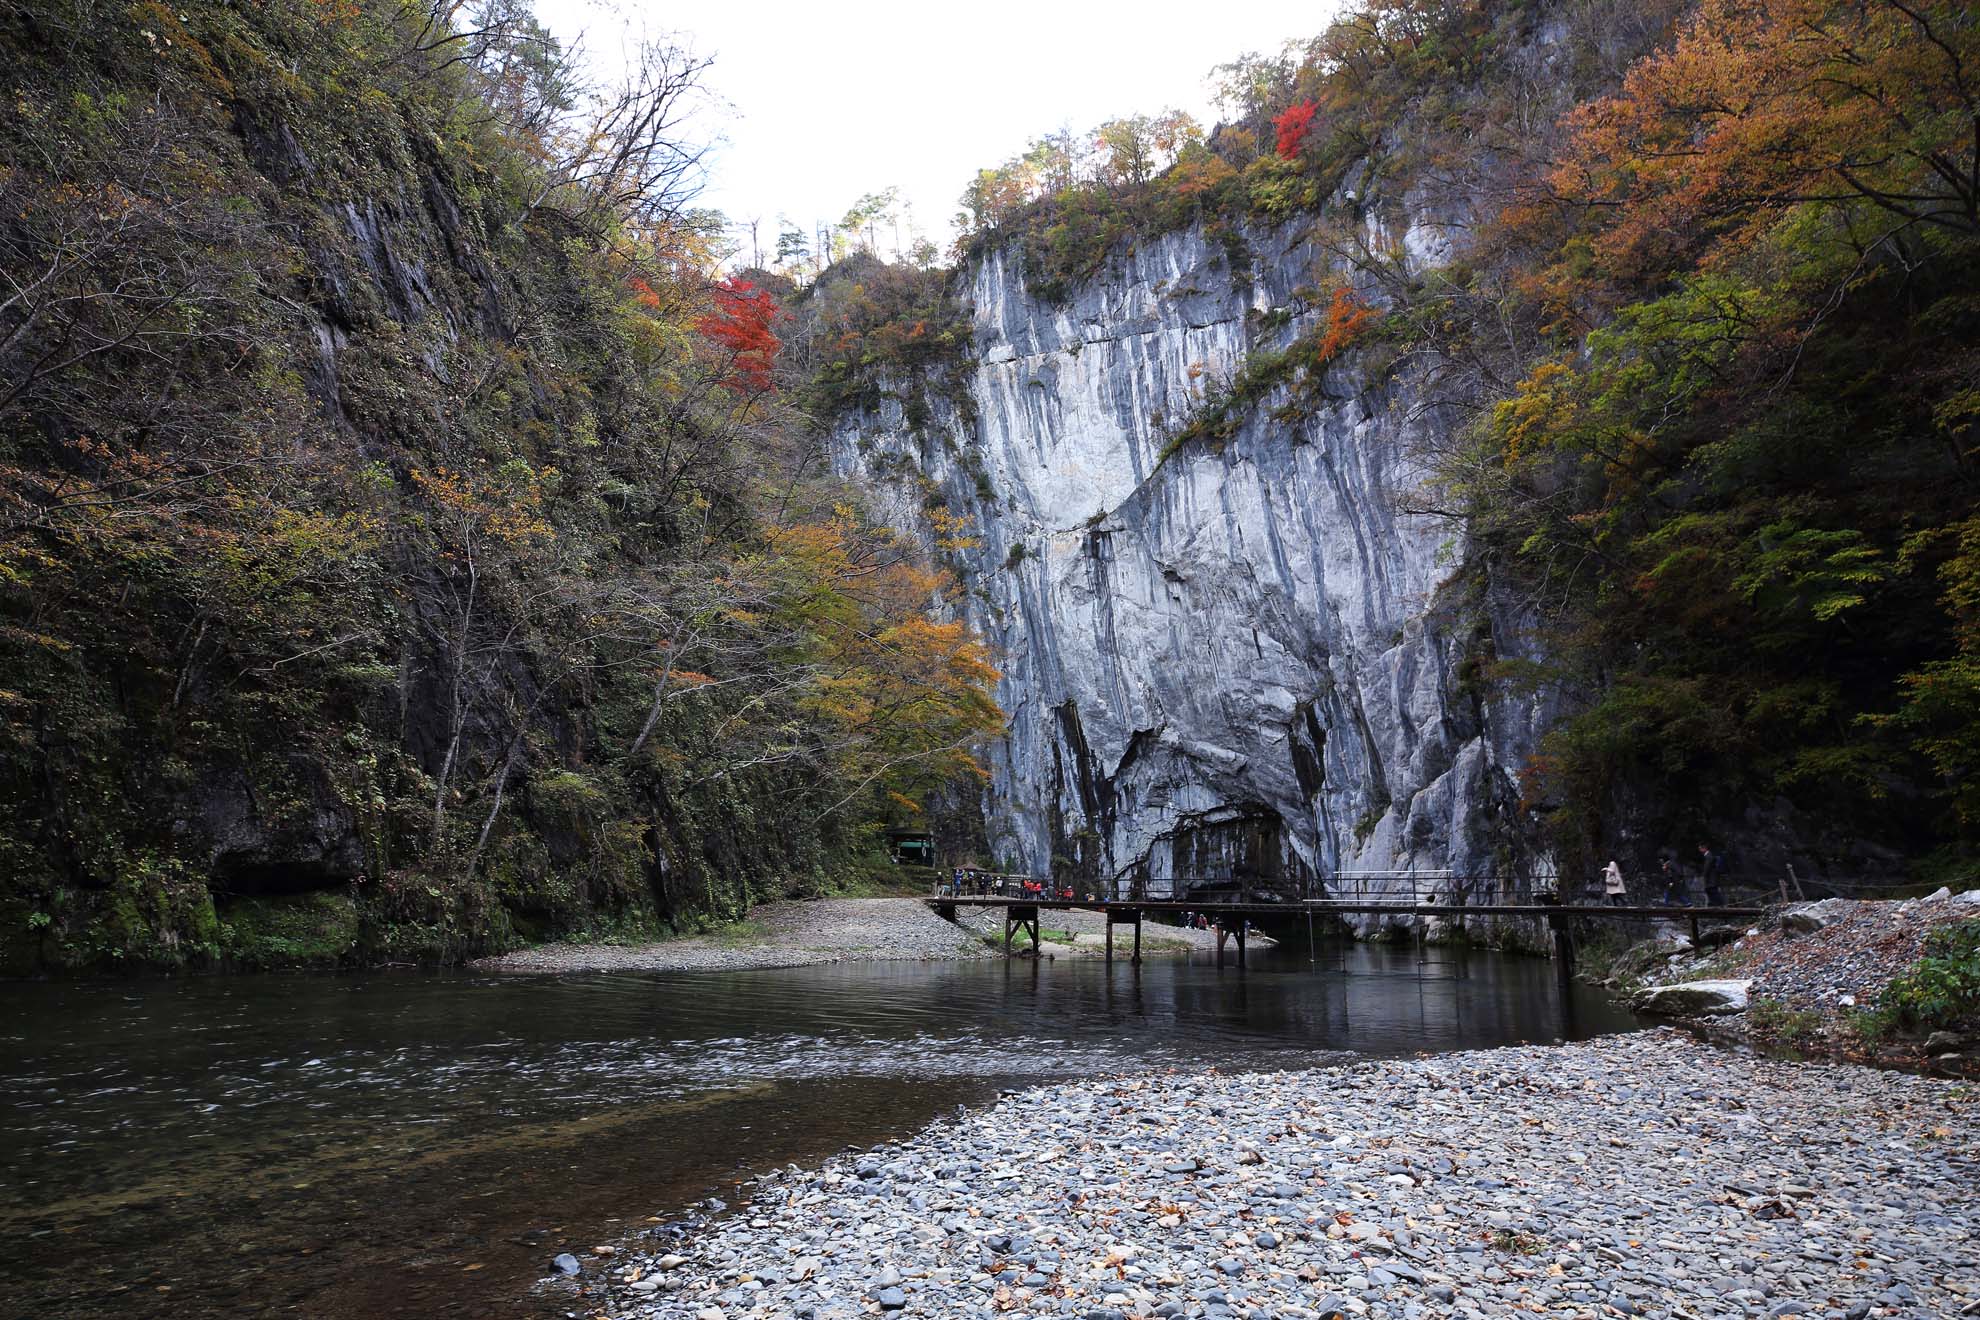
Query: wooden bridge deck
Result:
<box><xmin>924</xmin><ymin>896</ymin><xmax>1766</xmax><ymax>920</ymax></box>
<box><xmin>924</xmin><ymin>894</ymin><xmax>1765</xmax><ymax>977</ymax></box>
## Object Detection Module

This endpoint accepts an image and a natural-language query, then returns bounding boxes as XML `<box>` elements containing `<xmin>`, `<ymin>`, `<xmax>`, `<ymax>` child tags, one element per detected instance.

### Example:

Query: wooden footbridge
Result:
<box><xmin>926</xmin><ymin>871</ymin><xmax>1773</xmax><ymax>981</ymax></box>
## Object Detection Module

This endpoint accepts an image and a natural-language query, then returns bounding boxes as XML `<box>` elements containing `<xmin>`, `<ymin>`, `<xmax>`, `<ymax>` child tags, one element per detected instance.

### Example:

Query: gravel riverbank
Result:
<box><xmin>1621</xmin><ymin>888</ymin><xmax>1980</xmax><ymax>1073</ymax></box>
<box><xmin>554</xmin><ymin>1030</ymin><xmax>1976</xmax><ymax>1320</ymax></box>
<box><xmin>1676</xmin><ymin>889</ymin><xmax>1976</xmax><ymax>1012</ymax></box>
<box><xmin>476</xmin><ymin>899</ymin><xmax>993</xmax><ymax>974</ymax></box>
<box><xmin>478</xmin><ymin>899</ymin><xmax>1268</xmax><ymax>974</ymax></box>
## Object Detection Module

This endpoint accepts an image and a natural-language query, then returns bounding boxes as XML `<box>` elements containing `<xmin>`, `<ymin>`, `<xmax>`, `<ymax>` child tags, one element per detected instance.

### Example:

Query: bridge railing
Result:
<box><xmin>925</xmin><ymin>867</ymin><xmax>1936</xmax><ymax>909</ymax></box>
<box><xmin>926</xmin><ymin>870</ymin><xmax>1478</xmax><ymax>906</ymax></box>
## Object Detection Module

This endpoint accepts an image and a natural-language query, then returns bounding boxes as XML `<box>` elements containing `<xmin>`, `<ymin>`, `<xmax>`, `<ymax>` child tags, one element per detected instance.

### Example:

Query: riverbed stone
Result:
<box><xmin>589</xmin><ymin>1031</ymin><xmax>1975</xmax><ymax>1320</ymax></box>
<box><xmin>1631</xmin><ymin>978</ymin><xmax>1752</xmax><ymax>1016</ymax></box>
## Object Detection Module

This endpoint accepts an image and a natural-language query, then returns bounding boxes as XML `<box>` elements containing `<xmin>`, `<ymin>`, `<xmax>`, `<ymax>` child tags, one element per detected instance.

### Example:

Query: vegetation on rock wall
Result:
<box><xmin>783</xmin><ymin>255</ymin><xmax>974</xmax><ymax>418</ymax></box>
<box><xmin>1441</xmin><ymin>0</ymin><xmax>1979</xmax><ymax>881</ymax></box>
<box><xmin>0</xmin><ymin>0</ymin><xmax>1001</xmax><ymax>971</ymax></box>
<box><xmin>935</xmin><ymin>0</ymin><xmax>1977</xmax><ymax>884</ymax></box>
<box><xmin>950</xmin><ymin>1</ymin><xmax>1613</xmax><ymax>300</ymax></box>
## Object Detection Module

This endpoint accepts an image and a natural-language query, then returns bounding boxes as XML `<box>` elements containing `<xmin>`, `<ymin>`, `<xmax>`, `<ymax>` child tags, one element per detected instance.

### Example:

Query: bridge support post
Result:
<box><xmin>1215</xmin><ymin>918</ymin><xmax>1247</xmax><ymax>970</ymax></box>
<box><xmin>1005</xmin><ymin>903</ymin><xmax>1040</xmax><ymax>956</ymax></box>
<box><xmin>1105</xmin><ymin>907</ymin><xmax>1141</xmax><ymax>966</ymax></box>
<box><xmin>1547</xmin><ymin>909</ymin><xmax>1574</xmax><ymax>993</ymax></box>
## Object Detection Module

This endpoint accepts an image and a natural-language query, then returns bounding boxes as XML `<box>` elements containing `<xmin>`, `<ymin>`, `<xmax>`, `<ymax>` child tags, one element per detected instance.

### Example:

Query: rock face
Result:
<box><xmin>834</xmin><ymin>223</ymin><xmax>1552</xmax><ymax>899</ymax></box>
<box><xmin>1632</xmin><ymin>979</ymin><xmax>1753</xmax><ymax>1017</ymax></box>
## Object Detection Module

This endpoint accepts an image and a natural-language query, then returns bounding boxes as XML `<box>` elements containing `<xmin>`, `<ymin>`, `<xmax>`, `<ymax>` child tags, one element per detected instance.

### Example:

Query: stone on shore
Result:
<box><xmin>1627</xmin><ymin>889</ymin><xmax>1980</xmax><ymax>1068</ymax></box>
<box><xmin>1782</xmin><ymin>898</ymin><xmax>1852</xmax><ymax>934</ymax></box>
<box><xmin>1631</xmin><ymin>977</ymin><xmax>1752</xmax><ymax>1015</ymax></box>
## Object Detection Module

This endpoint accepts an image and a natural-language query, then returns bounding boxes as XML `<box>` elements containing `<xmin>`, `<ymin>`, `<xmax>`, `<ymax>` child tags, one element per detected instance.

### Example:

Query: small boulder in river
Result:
<box><xmin>551</xmin><ymin>1252</ymin><xmax>581</xmax><ymax>1276</ymax></box>
<box><xmin>1632</xmin><ymin>979</ymin><xmax>1752</xmax><ymax>1016</ymax></box>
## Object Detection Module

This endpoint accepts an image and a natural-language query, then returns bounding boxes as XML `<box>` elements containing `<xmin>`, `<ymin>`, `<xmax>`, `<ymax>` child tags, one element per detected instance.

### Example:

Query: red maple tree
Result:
<box><xmin>697</xmin><ymin>278</ymin><xmax>780</xmax><ymax>394</ymax></box>
<box><xmin>1273</xmin><ymin>100</ymin><xmax>1318</xmax><ymax>160</ymax></box>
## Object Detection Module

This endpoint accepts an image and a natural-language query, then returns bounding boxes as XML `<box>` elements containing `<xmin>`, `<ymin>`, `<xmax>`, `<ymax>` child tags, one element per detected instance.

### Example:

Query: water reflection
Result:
<box><xmin>0</xmin><ymin>940</ymin><xmax>1632</xmax><ymax>1319</ymax></box>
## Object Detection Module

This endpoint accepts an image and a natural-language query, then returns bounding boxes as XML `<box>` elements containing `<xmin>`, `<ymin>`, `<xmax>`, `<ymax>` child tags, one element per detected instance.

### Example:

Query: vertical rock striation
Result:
<box><xmin>834</xmin><ymin>222</ymin><xmax>1555</xmax><ymax>902</ymax></box>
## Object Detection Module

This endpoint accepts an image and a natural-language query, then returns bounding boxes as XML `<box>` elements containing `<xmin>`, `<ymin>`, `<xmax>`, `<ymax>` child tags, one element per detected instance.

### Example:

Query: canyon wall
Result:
<box><xmin>834</xmin><ymin>220</ymin><xmax>1556</xmax><ymax>900</ymax></box>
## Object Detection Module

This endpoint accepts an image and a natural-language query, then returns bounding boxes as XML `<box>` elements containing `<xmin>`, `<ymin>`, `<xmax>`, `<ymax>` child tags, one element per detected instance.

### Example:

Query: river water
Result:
<box><xmin>1</xmin><ymin>941</ymin><xmax>1635</xmax><ymax>1319</ymax></box>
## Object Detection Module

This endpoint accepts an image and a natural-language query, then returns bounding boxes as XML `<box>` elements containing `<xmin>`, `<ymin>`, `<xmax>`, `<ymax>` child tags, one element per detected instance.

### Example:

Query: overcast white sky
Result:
<box><xmin>533</xmin><ymin>0</ymin><xmax>1334</xmax><ymax>261</ymax></box>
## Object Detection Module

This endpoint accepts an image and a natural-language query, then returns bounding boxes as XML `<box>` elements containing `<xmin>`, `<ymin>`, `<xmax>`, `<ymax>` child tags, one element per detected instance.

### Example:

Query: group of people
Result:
<box><xmin>1599</xmin><ymin>844</ymin><xmax>1730</xmax><ymax>907</ymax></box>
<box><xmin>936</xmin><ymin>870</ymin><xmax>1093</xmax><ymax>902</ymax></box>
<box><xmin>936</xmin><ymin>869</ymin><xmax>992</xmax><ymax>897</ymax></box>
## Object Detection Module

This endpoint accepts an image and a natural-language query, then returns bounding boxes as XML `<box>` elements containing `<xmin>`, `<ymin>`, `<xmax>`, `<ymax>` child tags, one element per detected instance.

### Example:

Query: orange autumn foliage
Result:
<box><xmin>410</xmin><ymin>464</ymin><xmax>556</xmax><ymax>550</ymax></box>
<box><xmin>1316</xmin><ymin>286</ymin><xmax>1377</xmax><ymax>364</ymax></box>
<box><xmin>726</xmin><ymin>510</ymin><xmax>1003</xmax><ymax>808</ymax></box>
<box><xmin>1553</xmin><ymin>0</ymin><xmax>1980</xmax><ymax>278</ymax></box>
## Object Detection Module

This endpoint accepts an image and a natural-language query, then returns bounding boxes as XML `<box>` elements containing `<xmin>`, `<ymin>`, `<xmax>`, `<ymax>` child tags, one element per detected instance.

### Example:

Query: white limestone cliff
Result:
<box><xmin>833</xmin><ymin>221</ymin><xmax>1556</xmax><ymax>902</ymax></box>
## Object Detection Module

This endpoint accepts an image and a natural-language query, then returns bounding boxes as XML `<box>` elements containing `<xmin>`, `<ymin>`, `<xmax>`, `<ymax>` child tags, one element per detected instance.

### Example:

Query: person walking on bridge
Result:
<box><xmin>1659</xmin><ymin>856</ymin><xmax>1688</xmax><ymax>907</ymax></box>
<box><xmin>1697</xmin><ymin>844</ymin><xmax>1727</xmax><ymax>907</ymax></box>
<box><xmin>1602</xmin><ymin>860</ymin><xmax>1627</xmax><ymax>906</ymax></box>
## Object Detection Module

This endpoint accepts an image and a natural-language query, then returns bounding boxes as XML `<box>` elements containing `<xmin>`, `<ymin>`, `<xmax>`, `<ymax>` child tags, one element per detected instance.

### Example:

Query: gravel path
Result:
<box><xmin>475</xmin><ymin>899</ymin><xmax>993</xmax><ymax>974</ymax></box>
<box><xmin>556</xmin><ymin>1031</ymin><xmax>1977</xmax><ymax>1320</ymax></box>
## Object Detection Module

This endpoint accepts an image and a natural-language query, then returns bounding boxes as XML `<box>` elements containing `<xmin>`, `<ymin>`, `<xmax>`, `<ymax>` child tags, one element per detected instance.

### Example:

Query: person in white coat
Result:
<box><xmin>1602</xmin><ymin>860</ymin><xmax>1628</xmax><ymax>906</ymax></box>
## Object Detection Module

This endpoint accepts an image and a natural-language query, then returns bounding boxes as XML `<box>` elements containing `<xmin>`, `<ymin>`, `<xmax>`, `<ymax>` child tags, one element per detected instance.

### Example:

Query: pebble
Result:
<box><xmin>583</xmin><ymin>1031</ymin><xmax>1976</xmax><ymax>1320</ymax></box>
